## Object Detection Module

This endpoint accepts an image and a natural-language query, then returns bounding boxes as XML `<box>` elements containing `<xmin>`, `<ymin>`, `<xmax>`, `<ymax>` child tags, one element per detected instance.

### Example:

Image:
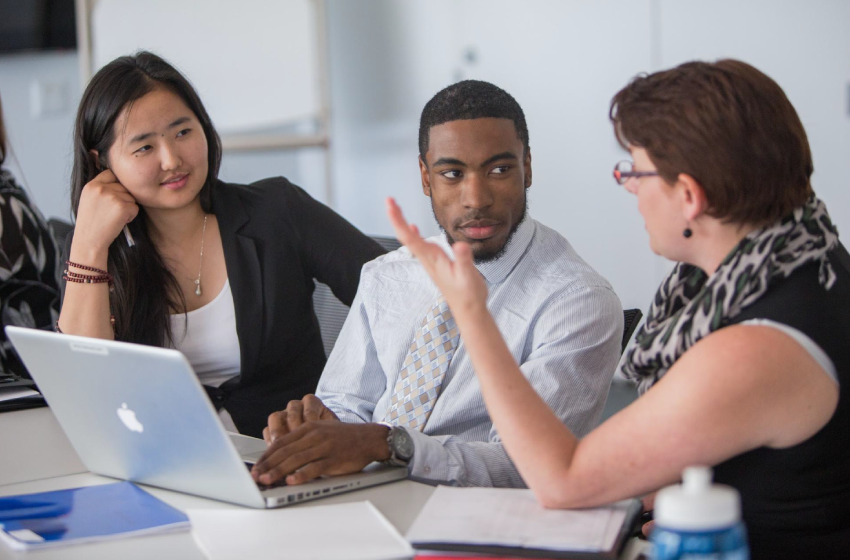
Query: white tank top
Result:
<box><xmin>170</xmin><ymin>279</ymin><xmax>241</xmax><ymax>388</ymax></box>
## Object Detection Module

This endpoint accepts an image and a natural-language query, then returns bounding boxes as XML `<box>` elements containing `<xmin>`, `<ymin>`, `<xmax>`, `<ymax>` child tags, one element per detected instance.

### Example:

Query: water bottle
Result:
<box><xmin>650</xmin><ymin>466</ymin><xmax>749</xmax><ymax>560</ymax></box>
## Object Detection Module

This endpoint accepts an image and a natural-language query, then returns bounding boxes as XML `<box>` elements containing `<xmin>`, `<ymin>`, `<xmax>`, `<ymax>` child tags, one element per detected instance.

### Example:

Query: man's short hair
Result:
<box><xmin>419</xmin><ymin>80</ymin><xmax>529</xmax><ymax>161</ymax></box>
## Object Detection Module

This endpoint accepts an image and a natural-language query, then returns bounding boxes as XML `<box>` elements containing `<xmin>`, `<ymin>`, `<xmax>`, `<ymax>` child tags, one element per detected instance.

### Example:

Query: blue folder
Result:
<box><xmin>0</xmin><ymin>482</ymin><xmax>190</xmax><ymax>550</ymax></box>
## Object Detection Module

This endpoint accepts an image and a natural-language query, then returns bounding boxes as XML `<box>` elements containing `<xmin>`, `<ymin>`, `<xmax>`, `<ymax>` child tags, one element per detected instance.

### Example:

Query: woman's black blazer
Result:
<box><xmin>63</xmin><ymin>177</ymin><xmax>385</xmax><ymax>437</ymax></box>
<box><xmin>210</xmin><ymin>177</ymin><xmax>385</xmax><ymax>436</ymax></box>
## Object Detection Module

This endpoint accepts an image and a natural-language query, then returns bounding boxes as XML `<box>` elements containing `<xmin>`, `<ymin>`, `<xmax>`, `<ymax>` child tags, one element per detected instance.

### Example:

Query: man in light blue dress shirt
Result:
<box><xmin>252</xmin><ymin>80</ymin><xmax>623</xmax><ymax>488</ymax></box>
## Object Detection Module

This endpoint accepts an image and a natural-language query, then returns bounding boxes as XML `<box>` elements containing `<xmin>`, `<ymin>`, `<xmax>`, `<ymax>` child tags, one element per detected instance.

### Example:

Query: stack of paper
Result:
<box><xmin>406</xmin><ymin>487</ymin><xmax>640</xmax><ymax>559</ymax></box>
<box><xmin>188</xmin><ymin>501</ymin><xmax>413</xmax><ymax>560</ymax></box>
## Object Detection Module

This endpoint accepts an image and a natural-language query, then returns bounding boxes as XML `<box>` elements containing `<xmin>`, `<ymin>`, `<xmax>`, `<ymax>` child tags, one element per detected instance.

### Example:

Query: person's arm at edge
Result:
<box><xmin>456</xmin><ymin>304</ymin><xmax>839</xmax><ymax>506</ymax></box>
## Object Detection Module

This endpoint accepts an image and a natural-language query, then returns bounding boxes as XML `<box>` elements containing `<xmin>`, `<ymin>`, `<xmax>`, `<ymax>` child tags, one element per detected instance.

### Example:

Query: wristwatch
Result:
<box><xmin>379</xmin><ymin>423</ymin><xmax>414</xmax><ymax>467</ymax></box>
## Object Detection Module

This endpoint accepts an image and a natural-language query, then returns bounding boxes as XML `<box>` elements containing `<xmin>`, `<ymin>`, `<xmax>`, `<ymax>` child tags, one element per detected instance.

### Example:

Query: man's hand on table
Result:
<box><xmin>251</xmin><ymin>421</ymin><xmax>392</xmax><ymax>486</ymax></box>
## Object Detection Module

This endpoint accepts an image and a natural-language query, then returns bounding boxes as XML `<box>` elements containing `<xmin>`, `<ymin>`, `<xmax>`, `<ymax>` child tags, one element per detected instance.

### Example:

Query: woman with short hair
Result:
<box><xmin>387</xmin><ymin>59</ymin><xmax>850</xmax><ymax>558</ymax></box>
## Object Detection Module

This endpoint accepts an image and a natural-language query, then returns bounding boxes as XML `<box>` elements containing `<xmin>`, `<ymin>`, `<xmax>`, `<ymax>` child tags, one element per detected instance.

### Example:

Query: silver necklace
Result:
<box><xmin>194</xmin><ymin>215</ymin><xmax>208</xmax><ymax>296</ymax></box>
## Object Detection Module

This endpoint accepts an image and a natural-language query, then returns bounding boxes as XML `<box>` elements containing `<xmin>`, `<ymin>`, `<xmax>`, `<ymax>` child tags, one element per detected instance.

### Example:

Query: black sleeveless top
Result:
<box><xmin>715</xmin><ymin>248</ymin><xmax>850</xmax><ymax>559</ymax></box>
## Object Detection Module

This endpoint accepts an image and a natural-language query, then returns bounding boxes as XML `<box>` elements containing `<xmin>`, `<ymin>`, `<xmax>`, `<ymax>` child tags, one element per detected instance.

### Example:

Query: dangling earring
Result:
<box><xmin>683</xmin><ymin>224</ymin><xmax>693</xmax><ymax>238</ymax></box>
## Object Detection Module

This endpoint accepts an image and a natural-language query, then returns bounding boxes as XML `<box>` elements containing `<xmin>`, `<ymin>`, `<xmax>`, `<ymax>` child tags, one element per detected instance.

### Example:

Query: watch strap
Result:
<box><xmin>378</xmin><ymin>422</ymin><xmax>411</xmax><ymax>467</ymax></box>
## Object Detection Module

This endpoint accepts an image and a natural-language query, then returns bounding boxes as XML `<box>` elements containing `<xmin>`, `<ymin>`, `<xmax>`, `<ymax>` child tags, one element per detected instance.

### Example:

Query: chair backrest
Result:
<box><xmin>47</xmin><ymin>218</ymin><xmax>74</xmax><ymax>254</ymax></box>
<box><xmin>313</xmin><ymin>235</ymin><xmax>401</xmax><ymax>357</ymax></box>
<box><xmin>835</xmin><ymin>241</ymin><xmax>850</xmax><ymax>275</ymax></box>
<box><xmin>621</xmin><ymin>308</ymin><xmax>643</xmax><ymax>355</ymax></box>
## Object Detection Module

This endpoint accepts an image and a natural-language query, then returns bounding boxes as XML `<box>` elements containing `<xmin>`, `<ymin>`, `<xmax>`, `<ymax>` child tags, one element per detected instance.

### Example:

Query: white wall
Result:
<box><xmin>658</xmin><ymin>0</ymin><xmax>850</xmax><ymax>264</ymax></box>
<box><xmin>91</xmin><ymin>0</ymin><xmax>320</xmax><ymax>133</ymax></box>
<box><xmin>0</xmin><ymin>51</ymin><xmax>80</xmax><ymax>222</ymax></box>
<box><xmin>448</xmin><ymin>0</ymin><xmax>658</xmax><ymax>309</ymax></box>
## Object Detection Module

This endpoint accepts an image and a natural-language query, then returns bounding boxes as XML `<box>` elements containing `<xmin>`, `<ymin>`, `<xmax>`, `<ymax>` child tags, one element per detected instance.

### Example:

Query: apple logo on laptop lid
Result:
<box><xmin>117</xmin><ymin>403</ymin><xmax>144</xmax><ymax>433</ymax></box>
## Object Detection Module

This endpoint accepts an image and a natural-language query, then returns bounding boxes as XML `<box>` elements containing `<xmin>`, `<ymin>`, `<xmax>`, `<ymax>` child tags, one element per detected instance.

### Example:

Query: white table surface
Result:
<box><xmin>0</xmin><ymin>407</ymin><xmax>649</xmax><ymax>560</ymax></box>
<box><xmin>0</xmin><ymin>407</ymin><xmax>86</xmax><ymax>487</ymax></box>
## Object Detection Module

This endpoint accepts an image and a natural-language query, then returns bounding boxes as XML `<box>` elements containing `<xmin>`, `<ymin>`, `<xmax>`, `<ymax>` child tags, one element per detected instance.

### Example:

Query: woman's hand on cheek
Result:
<box><xmin>72</xmin><ymin>170</ymin><xmax>140</xmax><ymax>261</ymax></box>
<box><xmin>385</xmin><ymin>197</ymin><xmax>488</xmax><ymax>316</ymax></box>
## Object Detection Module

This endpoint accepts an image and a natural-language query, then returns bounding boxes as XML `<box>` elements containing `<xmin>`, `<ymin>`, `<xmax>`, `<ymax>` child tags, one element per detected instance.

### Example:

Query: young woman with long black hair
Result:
<box><xmin>58</xmin><ymin>52</ymin><xmax>385</xmax><ymax>437</ymax></box>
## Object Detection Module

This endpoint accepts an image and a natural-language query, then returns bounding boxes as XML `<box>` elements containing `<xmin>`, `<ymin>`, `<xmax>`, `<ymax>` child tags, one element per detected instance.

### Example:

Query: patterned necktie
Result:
<box><xmin>384</xmin><ymin>297</ymin><xmax>460</xmax><ymax>431</ymax></box>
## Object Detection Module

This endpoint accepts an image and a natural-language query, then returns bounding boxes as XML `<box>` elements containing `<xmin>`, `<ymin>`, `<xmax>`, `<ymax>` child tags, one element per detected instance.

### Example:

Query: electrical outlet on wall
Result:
<box><xmin>29</xmin><ymin>80</ymin><xmax>69</xmax><ymax>118</ymax></box>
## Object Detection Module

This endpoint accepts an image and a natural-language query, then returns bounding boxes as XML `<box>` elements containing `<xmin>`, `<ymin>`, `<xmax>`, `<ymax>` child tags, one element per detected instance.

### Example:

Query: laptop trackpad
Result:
<box><xmin>228</xmin><ymin>432</ymin><xmax>268</xmax><ymax>464</ymax></box>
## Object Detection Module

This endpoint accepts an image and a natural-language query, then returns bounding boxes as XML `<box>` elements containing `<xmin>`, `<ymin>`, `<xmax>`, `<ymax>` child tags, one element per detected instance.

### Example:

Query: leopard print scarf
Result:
<box><xmin>622</xmin><ymin>196</ymin><xmax>839</xmax><ymax>394</ymax></box>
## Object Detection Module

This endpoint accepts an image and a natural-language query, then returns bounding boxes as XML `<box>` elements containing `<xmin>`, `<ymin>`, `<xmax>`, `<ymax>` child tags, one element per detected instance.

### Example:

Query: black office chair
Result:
<box><xmin>598</xmin><ymin>309</ymin><xmax>644</xmax><ymax>423</ymax></box>
<box><xmin>621</xmin><ymin>308</ymin><xmax>643</xmax><ymax>354</ymax></box>
<box><xmin>47</xmin><ymin>218</ymin><xmax>74</xmax><ymax>254</ymax></box>
<box><xmin>834</xmin><ymin>241</ymin><xmax>850</xmax><ymax>275</ymax></box>
<box><xmin>313</xmin><ymin>235</ymin><xmax>401</xmax><ymax>357</ymax></box>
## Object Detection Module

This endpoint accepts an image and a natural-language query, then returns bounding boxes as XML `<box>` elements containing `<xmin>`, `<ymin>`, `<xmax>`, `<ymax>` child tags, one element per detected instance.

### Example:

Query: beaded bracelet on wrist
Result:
<box><xmin>63</xmin><ymin>268</ymin><xmax>111</xmax><ymax>280</ymax></box>
<box><xmin>63</xmin><ymin>260</ymin><xmax>113</xmax><ymax>288</ymax></box>
<box><xmin>60</xmin><ymin>261</ymin><xmax>117</xmax><ymax>334</ymax></box>
<box><xmin>65</xmin><ymin>260</ymin><xmax>109</xmax><ymax>276</ymax></box>
<box><xmin>63</xmin><ymin>270</ymin><xmax>112</xmax><ymax>284</ymax></box>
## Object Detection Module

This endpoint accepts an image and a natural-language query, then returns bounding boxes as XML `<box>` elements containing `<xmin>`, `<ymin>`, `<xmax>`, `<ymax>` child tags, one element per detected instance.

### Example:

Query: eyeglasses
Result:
<box><xmin>612</xmin><ymin>160</ymin><xmax>659</xmax><ymax>185</ymax></box>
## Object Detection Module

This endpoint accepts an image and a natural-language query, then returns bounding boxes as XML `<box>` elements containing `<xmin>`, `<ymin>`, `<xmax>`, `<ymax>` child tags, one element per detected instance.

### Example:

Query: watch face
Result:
<box><xmin>394</xmin><ymin>428</ymin><xmax>415</xmax><ymax>461</ymax></box>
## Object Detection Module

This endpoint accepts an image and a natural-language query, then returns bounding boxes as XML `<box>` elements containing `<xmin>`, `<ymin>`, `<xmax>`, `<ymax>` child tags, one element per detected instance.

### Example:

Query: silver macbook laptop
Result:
<box><xmin>5</xmin><ymin>327</ymin><xmax>407</xmax><ymax>508</ymax></box>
